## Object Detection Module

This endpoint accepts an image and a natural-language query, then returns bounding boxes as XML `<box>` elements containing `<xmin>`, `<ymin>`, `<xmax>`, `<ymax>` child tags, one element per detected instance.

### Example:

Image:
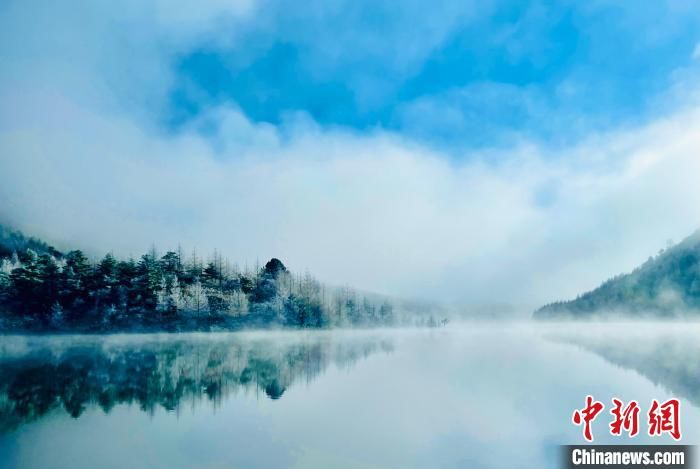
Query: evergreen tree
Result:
<box><xmin>116</xmin><ymin>259</ymin><xmax>138</xmax><ymax>313</ymax></box>
<box><xmin>159</xmin><ymin>251</ymin><xmax>182</xmax><ymax>315</ymax></box>
<box><xmin>10</xmin><ymin>249</ymin><xmax>42</xmax><ymax>315</ymax></box>
<box><xmin>94</xmin><ymin>253</ymin><xmax>119</xmax><ymax>309</ymax></box>
<box><xmin>36</xmin><ymin>254</ymin><xmax>61</xmax><ymax>313</ymax></box>
<box><xmin>61</xmin><ymin>250</ymin><xmax>93</xmax><ymax>316</ymax></box>
<box><xmin>134</xmin><ymin>252</ymin><xmax>162</xmax><ymax>312</ymax></box>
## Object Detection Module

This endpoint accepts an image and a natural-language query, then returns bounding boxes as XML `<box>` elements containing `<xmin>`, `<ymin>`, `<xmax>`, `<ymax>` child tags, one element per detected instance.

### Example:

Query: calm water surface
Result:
<box><xmin>1</xmin><ymin>323</ymin><xmax>698</xmax><ymax>468</ymax></box>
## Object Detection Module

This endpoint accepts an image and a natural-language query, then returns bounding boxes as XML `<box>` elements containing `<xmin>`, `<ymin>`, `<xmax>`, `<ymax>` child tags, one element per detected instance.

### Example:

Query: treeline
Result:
<box><xmin>0</xmin><ymin>240</ymin><xmax>395</xmax><ymax>331</ymax></box>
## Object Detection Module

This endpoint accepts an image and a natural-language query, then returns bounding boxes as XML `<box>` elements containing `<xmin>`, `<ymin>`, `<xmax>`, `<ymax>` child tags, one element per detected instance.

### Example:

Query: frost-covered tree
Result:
<box><xmin>0</xmin><ymin>227</ymin><xmax>399</xmax><ymax>331</ymax></box>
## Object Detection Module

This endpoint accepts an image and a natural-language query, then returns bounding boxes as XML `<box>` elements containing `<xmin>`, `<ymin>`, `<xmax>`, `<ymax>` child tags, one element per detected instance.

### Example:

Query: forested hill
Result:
<box><xmin>534</xmin><ymin>230</ymin><xmax>700</xmax><ymax>319</ymax></box>
<box><xmin>0</xmin><ymin>225</ymin><xmax>61</xmax><ymax>259</ymax></box>
<box><xmin>0</xmin><ymin>226</ymin><xmax>397</xmax><ymax>332</ymax></box>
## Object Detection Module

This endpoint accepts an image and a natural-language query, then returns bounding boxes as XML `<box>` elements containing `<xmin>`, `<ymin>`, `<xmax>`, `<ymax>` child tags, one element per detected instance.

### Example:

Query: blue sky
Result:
<box><xmin>2</xmin><ymin>0</ymin><xmax>700</xmax><ymax>305</ymax></box>
<box><xmin>168</xmin><ymin>0</ymin><xmax>700</xmax><ymax>150</ymax></box>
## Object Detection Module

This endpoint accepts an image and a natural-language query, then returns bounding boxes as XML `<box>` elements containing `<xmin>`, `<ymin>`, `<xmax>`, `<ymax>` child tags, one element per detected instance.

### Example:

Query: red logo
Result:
<box><xmin>572</xmin><ymin>395</ymin><xmax>605</xmax><ymax>442</ymax></box>
<box><xmin>572</xmin><ymin>396</ymin><xmax>681</xmax><ymax>442</ymax></box>
<box><xmin>610</xmin><ymin>398</ymin><xmax>640</xmax><ymax>437</ymax></box>
<box><xmin>648</xmin><ymin>398</ymin><xmax>681</xmax><ymax>441</ymax></box>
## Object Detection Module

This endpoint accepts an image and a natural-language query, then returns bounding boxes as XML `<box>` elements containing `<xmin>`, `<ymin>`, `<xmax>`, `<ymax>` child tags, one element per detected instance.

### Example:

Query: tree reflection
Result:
<box><xmin>0</xmin><ymin>333</ymin><xmax>393</xmax><ymax>431</ymax></box>
<box><xmin>550</xmin><ymin>325</ymin><xmax>700</xmax><ymax>407</ymax></box>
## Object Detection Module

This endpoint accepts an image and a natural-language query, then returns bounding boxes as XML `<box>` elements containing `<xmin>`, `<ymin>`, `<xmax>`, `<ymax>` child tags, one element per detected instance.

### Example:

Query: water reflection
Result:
<box><xmin>548</xmin><ymin>324</ymin><xmax>700</xmax><ymax>406</ymax></box>
<box><xmin>0</xmin><ymin>332</ymin><xmax>393</xmax><ymax>432</ymax></box>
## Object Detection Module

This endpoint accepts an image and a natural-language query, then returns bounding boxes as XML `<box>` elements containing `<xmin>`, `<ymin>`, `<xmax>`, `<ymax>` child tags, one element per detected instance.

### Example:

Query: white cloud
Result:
<box><xmin>3</xmin><ymin>98</ymin><xmax>700</xmax><ymax>306</ymax></box>
<box><xmin>1</xmin><ymin>0</ymin><xmax>700</xmax><ymax>309</ymax></box>
<box><xmin>693</xmin><ymin>43</ymin><xmax>700</xmax><ymax>60</ymax></box>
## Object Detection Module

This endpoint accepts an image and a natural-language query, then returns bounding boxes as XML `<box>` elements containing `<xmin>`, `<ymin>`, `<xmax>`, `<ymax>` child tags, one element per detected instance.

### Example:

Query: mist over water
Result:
<box><xmin>1</xmin><ymin>323</ymin><xmax>698</xmax><ymax>469</ymax></box>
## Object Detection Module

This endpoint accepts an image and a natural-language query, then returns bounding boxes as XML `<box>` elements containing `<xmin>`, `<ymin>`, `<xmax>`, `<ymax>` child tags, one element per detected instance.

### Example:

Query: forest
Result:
<box><xmin>0</xmin><ymin>226</ymin><xmax>395</xmax><ymax>332</ymax></box>
<box><xmin>534</xmin><ymin>230</ymin><xmax>700</xmax><ymax>319</ymax></box>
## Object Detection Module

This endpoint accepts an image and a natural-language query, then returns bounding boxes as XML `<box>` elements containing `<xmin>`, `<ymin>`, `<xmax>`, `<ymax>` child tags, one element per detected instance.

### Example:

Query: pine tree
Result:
<box><xmin>61</xmin><ymin>250</ymin><xmax>93</xmax><ymax>316</ymax></box>
<box><xmin>10</xmin><ymin>249</ymin><xmax>42</xmax><ymax>315</ymax></box>
<box><xmin>135</xmin><ymin>252</ymin><xmax>162</xmax><ymax>312</ymax></box>
<box><xmin>94</xmin><ymin>253</ymin><xmax>119</xmax><ymax>309</ymax></box>
<box><xmin>37</xmin><ymin>254</ymin><xmax>61</xmax><ymax>313</ymax></box>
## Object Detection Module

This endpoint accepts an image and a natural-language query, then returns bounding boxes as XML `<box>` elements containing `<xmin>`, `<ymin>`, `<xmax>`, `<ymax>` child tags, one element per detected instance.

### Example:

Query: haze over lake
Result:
<box><xmin>1</xmin><ymin>323</ymin><xmax>697</xmax><ymax>469</ymax></box>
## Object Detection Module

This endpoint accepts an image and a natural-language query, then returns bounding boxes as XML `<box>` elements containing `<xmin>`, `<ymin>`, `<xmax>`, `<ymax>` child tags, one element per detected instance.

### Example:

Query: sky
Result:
<box><xmin>1</xmin><ymin>0</ymin><xmax>700</xmax><ymax>306</ymax></box>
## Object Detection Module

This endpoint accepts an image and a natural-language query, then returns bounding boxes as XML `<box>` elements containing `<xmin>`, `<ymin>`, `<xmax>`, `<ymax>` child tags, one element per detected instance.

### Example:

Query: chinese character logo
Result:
<box><xmin>648</xmin><ymin>398</ymin><xmax>681</xmax><ymax>441</ymax></box>
<box><xmin>610</xmin><ymin>398</ymin><xmax>640</xmax><ymax>437</ymax></box>
<box><xmin>572</xmin><ymin>396</ymin><xmax>681</xmax><ymax>442</ymax></box>
<box><xmin>572</xmin><ymin>395</ymin><xmax>605</xmax><ymax>442</ymax></box>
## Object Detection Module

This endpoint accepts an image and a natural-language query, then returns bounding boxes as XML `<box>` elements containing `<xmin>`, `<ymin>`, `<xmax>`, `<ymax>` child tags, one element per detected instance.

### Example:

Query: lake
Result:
<box><xmin>1</xmin><ymin>323</ymin><xmax>698</xmax><ymax>468</ymax></box>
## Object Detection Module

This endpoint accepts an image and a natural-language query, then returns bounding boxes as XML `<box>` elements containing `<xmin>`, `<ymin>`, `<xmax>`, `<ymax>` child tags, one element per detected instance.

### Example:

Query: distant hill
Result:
<box><xmin>0</xmin><ymin>225</ymin><xmax>62</xmax><ymax>259</ymax></box>
<box><xmin>534</xmin><ymin>230</ymin><xmax>700</xmax><ymax>319</ymax></box>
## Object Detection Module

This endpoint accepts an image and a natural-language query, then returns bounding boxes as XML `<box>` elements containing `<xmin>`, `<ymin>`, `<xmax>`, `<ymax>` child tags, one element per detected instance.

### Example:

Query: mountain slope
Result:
<box><xmin>0</xmin><ymin>225</ymin><xmax>62</xmax><ymax>259</ymax></box>
<box><xmin>0</xmin><ymin>225</ymin><xmax>400</xmax><ymax>332</ymax></box>
<box><xmin>534</xmin><ymin>230</ymin><xmax>700</xmax><ymax>319</ymax></box>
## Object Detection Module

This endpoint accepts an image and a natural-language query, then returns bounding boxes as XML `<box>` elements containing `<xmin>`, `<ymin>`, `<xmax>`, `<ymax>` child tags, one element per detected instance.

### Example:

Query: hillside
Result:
<box><xmin>0</xmin><ymin>225</ymin><xmax>61</xmax><ymax>259</ymax></box>
<box><xmin>534</xmin><ymin>230</ymin><xmax>700</xmax><ymax>319</ymax></box>
<box><xmin>0</xmin><ymin>226</ymin><xmax>397</xmax><ymax>332</ymax></box>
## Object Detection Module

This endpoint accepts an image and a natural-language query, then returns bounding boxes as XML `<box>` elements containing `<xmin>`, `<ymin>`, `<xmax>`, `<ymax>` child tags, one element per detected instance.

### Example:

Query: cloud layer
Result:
<box><xmin>1</xmin><ymin>0</ymin><xmax>700</xmax><ymax>307</ymax></box>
